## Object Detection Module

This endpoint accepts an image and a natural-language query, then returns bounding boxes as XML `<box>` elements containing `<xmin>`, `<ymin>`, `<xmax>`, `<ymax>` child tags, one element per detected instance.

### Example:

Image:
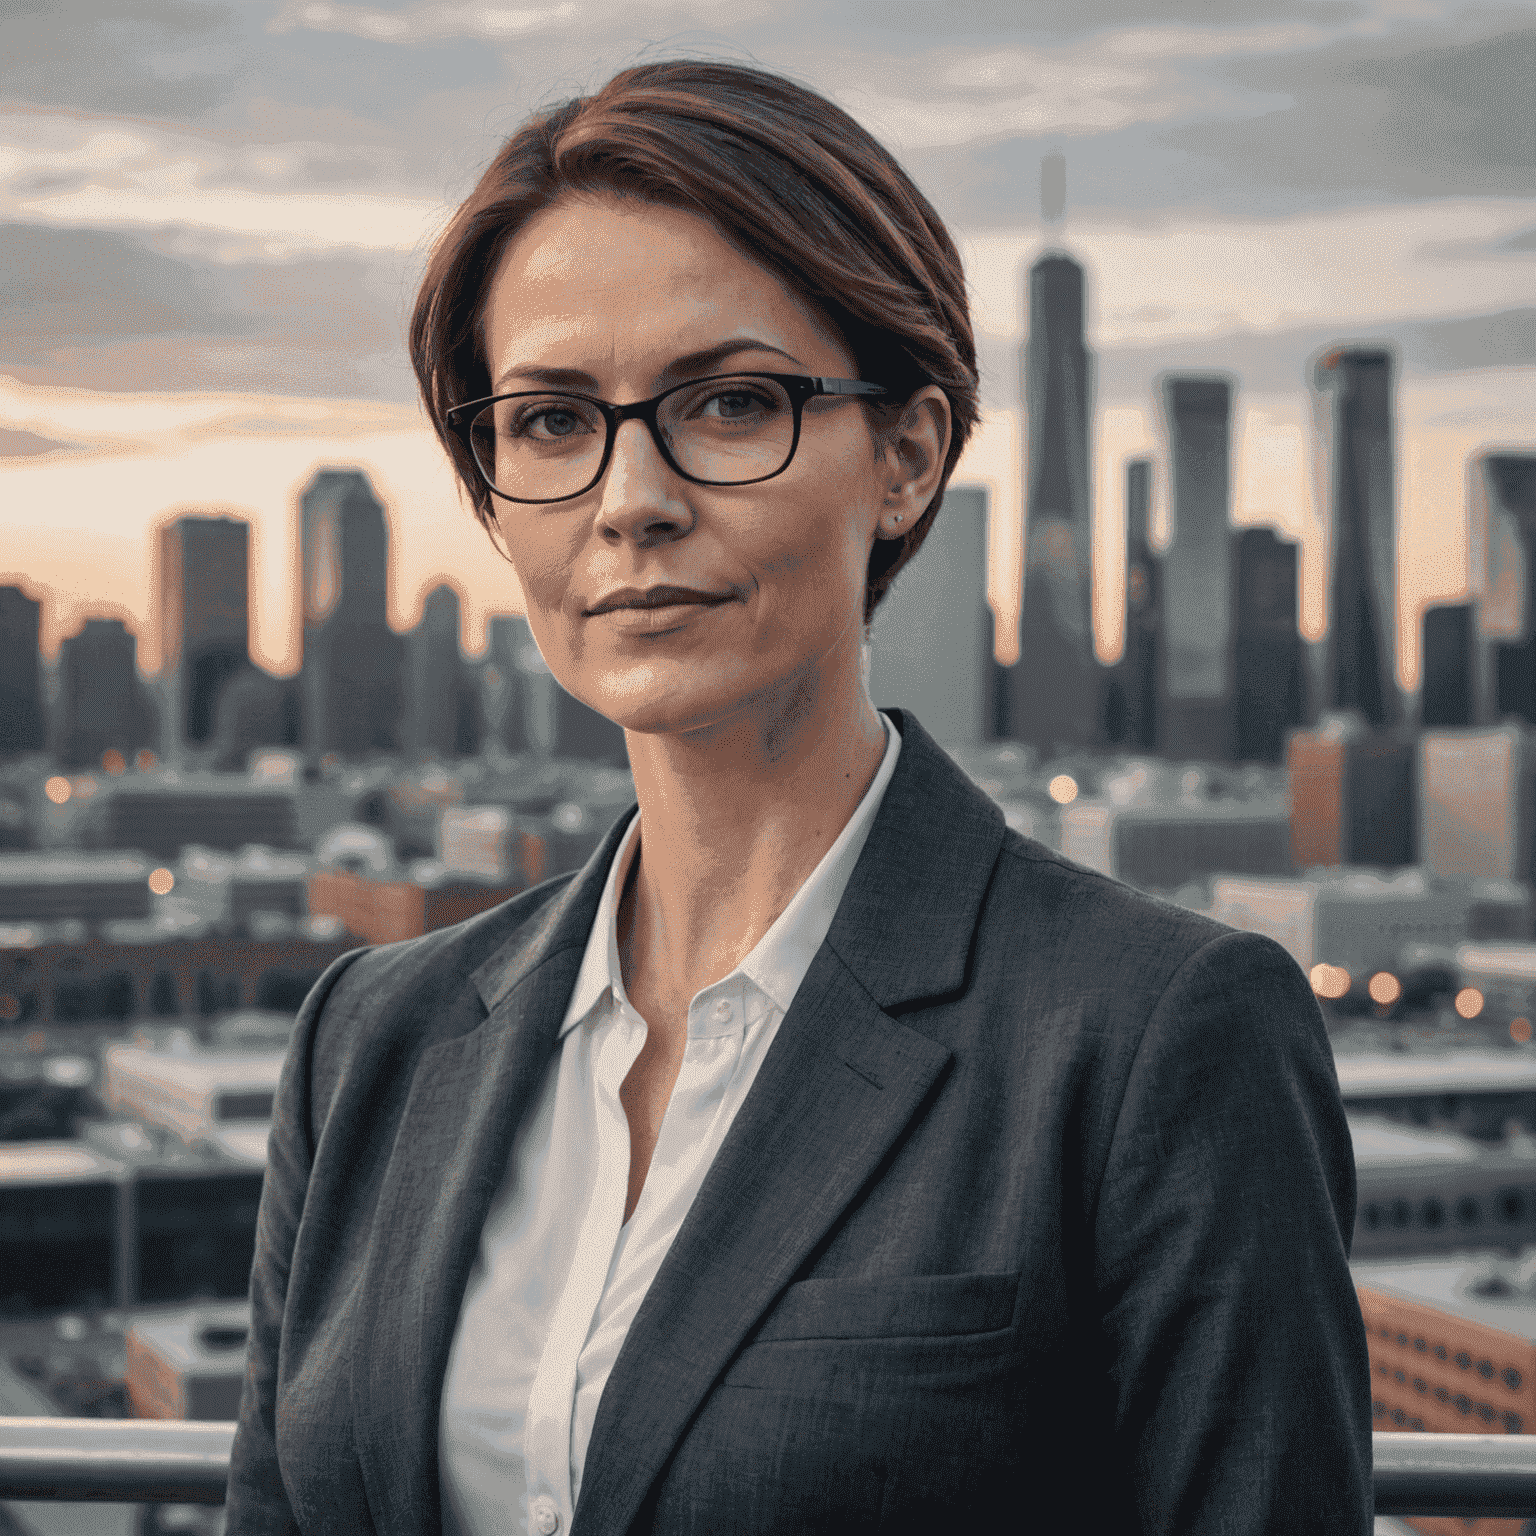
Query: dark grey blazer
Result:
<box><xmin>227</xmin><ymin>709</ymin><xmax>1373</xmax><ymax>1535</ymax></box>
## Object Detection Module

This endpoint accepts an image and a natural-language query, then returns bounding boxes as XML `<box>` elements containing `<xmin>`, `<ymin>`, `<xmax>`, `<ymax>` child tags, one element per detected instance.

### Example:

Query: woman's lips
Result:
<box><xmin>591</xmin><ymin>597</ymin><xmax>731</xmax><ymax>633</ymax></box>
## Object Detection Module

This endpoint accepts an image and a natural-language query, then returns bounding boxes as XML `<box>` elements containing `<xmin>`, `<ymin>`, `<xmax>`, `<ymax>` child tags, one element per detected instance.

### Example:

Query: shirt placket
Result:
<box><xmin>522</xmin><ymin>1005</ymin><xmax>644</xmax><ymax>1536</ymax></box>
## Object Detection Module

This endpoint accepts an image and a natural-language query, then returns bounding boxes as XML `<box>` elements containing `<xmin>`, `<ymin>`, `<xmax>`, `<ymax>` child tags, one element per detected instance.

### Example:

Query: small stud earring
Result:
<box><xmin>893</xmin><ymin>514</ymin><xmax>904</xmax><ymax>525</ymax></box>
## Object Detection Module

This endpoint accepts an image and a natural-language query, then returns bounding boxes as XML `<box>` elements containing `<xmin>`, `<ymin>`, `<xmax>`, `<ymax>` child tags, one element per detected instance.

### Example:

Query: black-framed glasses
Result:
<box><xmin>445</xmin><ymin>372</ymin><xmax>889</xmax><ymax>505</ymax></box>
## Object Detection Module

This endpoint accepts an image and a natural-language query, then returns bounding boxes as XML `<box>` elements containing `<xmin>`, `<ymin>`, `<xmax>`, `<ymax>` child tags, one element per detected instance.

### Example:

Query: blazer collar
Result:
<box><xmin>350</xmin><ymin>807</ymin><xmax>637</xmax><ymax>1536</ymax></box>
<box><xmin>572</xmin><ymin>712</ymin><xmax>1007</xmax><ymax>1535</ymax></box>
<box><xmin>825</xmin><ymin>707</ymin><xmax>1006</xmax><ymax>1010</ymax></box>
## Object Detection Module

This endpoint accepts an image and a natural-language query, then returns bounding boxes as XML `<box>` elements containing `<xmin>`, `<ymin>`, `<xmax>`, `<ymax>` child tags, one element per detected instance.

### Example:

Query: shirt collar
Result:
<box><xmin>559</xmin><ymin>712</ymin><xmax>903</xmax><ymax>1038</ymax></box>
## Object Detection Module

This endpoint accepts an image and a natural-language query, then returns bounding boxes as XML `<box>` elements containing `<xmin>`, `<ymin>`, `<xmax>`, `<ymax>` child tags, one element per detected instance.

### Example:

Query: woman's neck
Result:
<box><xmin>616</xmin><ymin>655</ymin><xmax>887</xmax><ymax>1018</ymax></box>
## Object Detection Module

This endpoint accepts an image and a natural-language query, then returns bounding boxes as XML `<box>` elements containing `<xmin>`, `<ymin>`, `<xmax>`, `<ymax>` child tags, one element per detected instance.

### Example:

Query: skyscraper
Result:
<box><xmin>1481</xmin><ymin>453</ymin><xmax>1536</xmax><ymax>726</ymax></box>
<box><xmin>158</xmin><ymin>516</ymin><xmax>250</xmax><ymax>750</ymax></box>
<box><xmin>1420</xmin><ymin>603</ymin><xmax>1474</xmax><ymax>728</ymax></box>
<box><xmin>1313</xmin><ymin>348</ymin><xmax>1400</xmax><ymax>727</ymax></box>
<box><xmin>1104</xmin><ymin>458</ymin><xmax>1159</xmax><ymax>750</ymax></box>
<box><xmin>54</xmin><ymin>618</ymin><xmax>158</xmax><ymax>770</ymax></box>
<box><xmin>1233</xmin><ymin>527</ymin><xmax>1306</xmax><ymax>762</ymax></box>
<box><xmin>867</xmin><ymin>486</ymin><xmax>994</xmax><ymax>743</ymax></box>
<box><xmin>1159</xmin><ymin>374</ymin><xmax>1236</xmax><ymax>760</ymax></box>
<box><xmin>484</xmin><ymin>614</ymin><xmax>533</xmax><ymax>756</ymax></box>
<box><xmin>0</xmin><ymin>584</ymin><xmax>45</xmax><ymax>755</ymax></box>
<box><xmin>299</xmin><ymin>469</ymin><xmax>405</xmax><ymax>760</ymax></box>
<box><xmin>404</xmin><ymin>584</ymin><xmax>481</xmax><ymax>759</ymax></box>
<box><xmin>1008</xmin><ymin>252</ymin><xmax>1098</xmax><ymax>749</ymax></box>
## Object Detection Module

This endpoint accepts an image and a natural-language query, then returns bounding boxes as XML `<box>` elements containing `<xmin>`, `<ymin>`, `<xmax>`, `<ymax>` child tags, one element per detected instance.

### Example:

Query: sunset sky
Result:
<box><xmin>2</xmin><ymin>0</ymin><xmax>1532</xmax><ymax>685</ymax></box>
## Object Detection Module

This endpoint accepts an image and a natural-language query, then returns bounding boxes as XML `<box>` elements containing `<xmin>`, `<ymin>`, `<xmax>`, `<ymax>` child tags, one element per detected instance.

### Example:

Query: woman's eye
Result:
<box><xmin>702</xmin><ymin>390</ymin><xmax>768</xmax><ymax>419</ymax></box>
<box><xmin>511</xmin><ymin>403</ymin><xmax>593</xmax><ymax>439</ymax></box>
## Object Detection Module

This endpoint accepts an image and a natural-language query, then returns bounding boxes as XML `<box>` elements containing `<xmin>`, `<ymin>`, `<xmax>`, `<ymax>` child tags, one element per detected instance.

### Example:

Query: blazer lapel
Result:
<box><xmin>351</xmin><ymin>809</ymin><xmax>637</xmax><ymax>1536</ymax></box>
<box><xmin>571</xmin><ymin>950</ymin><xmax>952</xmax><ymax>1536</ymax></box>
<box><xmin>573</xmin><ymin>712</ymin><xmax>1005</xmax><ymax>1536</ymax></box>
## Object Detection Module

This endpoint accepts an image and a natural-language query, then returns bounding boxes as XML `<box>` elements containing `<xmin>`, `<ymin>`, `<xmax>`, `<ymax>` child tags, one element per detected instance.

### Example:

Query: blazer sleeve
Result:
<box><xmin>225</xmin><ymin>947</ymin><xmax>368</xmax><ymax>1535</ymax></box>
<box><xmin>1092</xmin><ymin>926</ymin><xmax>1373</xmax><ymax>1535</ymax></box>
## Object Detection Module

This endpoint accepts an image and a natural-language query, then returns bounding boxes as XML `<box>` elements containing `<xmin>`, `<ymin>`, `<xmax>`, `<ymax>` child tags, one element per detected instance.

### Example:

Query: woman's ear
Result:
<box><xmin>874</xmin><ymin>385</ymin><xmax>951</xmax><ymax>540</ymax></box>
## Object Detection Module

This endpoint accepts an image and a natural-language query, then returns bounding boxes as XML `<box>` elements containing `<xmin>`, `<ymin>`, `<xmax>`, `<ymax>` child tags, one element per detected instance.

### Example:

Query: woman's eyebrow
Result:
<box><xmin>493</xmin><ymin>338</ymin><xmax>807</xmax><ymax>393</ymax></box>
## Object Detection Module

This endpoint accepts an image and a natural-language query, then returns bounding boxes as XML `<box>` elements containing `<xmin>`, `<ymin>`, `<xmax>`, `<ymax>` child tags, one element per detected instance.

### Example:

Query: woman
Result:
<box><xmin>227</xmin><ymin>61</ymin><xmax>1372</xmax><ymax>1535</ymax></box>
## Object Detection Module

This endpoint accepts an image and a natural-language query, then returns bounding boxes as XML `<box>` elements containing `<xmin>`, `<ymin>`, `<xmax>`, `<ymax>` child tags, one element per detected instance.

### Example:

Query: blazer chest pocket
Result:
<box><xmin>751</xmin><ymin>1269</ymin><xmax>1019</xmax><ymax>1344</ymax></box>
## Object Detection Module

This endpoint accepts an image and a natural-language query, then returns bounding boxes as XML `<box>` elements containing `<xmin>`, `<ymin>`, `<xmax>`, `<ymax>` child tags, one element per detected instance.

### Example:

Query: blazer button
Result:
<box><xmin>530</xmin><ymin>1495</ymin><xmax>560</xmax><ymax>1535</ymax></box>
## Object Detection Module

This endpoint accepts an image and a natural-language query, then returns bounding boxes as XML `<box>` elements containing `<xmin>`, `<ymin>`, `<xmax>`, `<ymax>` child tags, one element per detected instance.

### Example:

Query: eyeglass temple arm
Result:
<box><xmin>814</xmin><ymin>378</ymin><xmax>888</xmax><ymax>399</ymax></box>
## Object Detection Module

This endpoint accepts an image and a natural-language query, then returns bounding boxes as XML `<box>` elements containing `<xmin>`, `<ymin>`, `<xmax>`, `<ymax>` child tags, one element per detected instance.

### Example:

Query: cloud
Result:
<box><xmin>1159</xmin><ymin>18</ymin><xmax>1536</xmax><ymax>198</ymax></box>
<box><xmin>835</xmin><ymin>0</ymin><xmax>1363</xmax><ymax>39</ymax></box>
<box><xmin>267</xmin><ymin>0</ymin><xmax>768</xmax><ymax>44</ymax></box>
<box><xmin>0</xmin><ymin>109</ymin><xmax>446</xmax><ymax>259</ymax></box>
<box><xmin>0</xmin><ymin>426</ymin><xmax>79</xmax><ymax>458</ymax></box>
<box><xmin>1</xmin><ymin>0</ymin><xmax>242</xmax><ymax>118</ymax></box>
<box><xmin>1409</xmin><ymin>308</ymin><xmax>1536</xmax><ymax>372</ymax></box>
<box><xmin>0</xmin><ymin>223</ymin><xmax>419</xmax><ymax>400</ymax></box>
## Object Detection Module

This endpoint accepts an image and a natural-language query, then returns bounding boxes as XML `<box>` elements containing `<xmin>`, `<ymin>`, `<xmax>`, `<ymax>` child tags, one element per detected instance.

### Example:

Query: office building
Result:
<box><xmin>0</xmin><ymin>921</ymin><xmax>349</xmax><ymax>1029</ymax></box>
<box><xmin>1233</xmin><ymin>527</ymin><xmax>1306</xmax><ymax>762</ymax></box>
<box><xmin>483</xmin><ymin>614</ymin><xmax>533</xmax><ymax>755</ymax></box>
<box><xmin>52</xmin><ymin>617</ymin><xmax>158</xmax><ymax>770</ymax></box>
<box><xmin>551</xmin><ymin>684</ymin><xmax>629</xmax><ymax>766</ymax></box>
<box><xmin>1059</xmin><ymin>796</ymin><xmax>1291</xmax><ymax>894</ymax></box>
<box><xmin>1312</xmin><ymin>348</ymin><xmax>1400</xmax><ymax>728</ymax></box>
<box><xmin>1419</xmin><ymin>725</ymin><xmax>1536</xmax><ymax>886</ymax></box>
<box><xmin>0</xmin><ymin>584</ymin><xmax>45</xmax><ymax>755</ymax></box>
<box><xmin>1103</xmin><ymin>459</ymin><xmax>1159</xmax><ymax>751</ymax></box>
<box><xmin>1159</xmin><ymin>374</ymin><xmax>1236</xmax><ymax>760</ymax></box>
<box><xmin>1480</xmin><ymin>453</ymin><xmax>1536</xmax><ymax>726</ymax></box>
<box><xmin>0</xmin><ymin>851</ymin><xmax>153</xmax><ymax>923</ymax></box>
<box><xmin>867</xmin><ymin>486</ymin><xmax>994</xmax><ymax>742</ymax></box>
<box><xmin>158</xmin><ymin>516</ymin><xmax>250</xmax><ymax>749</ymax></box>
<box><xmin>207</xmin><ymin>666</ymin><xmax>302</xmax><ymax>772</ymax></box>
<box><xmin>0</xmin><ymin>1142</ymin><xmax>121</xmax><ymax>1312</ymax></box>
<box><xmin>405</xmin><ymin>584</ymin><xmax>482</xmax><ymax>760</ymax></box>
<box><xmin>1210</xmin><ymin>867</ymin><xmax>1491</xmax><ymax>993</ymax></box>
<box><xmin>126</xmin><ymin>1304</ymin><xmax>250</xmax><ymax>1422</ymax></box>
<box><xmin>1355</xmin><ymin>1258</ymin><xmax>1536</xmax><ymax>1432</ymax></box>
<box><xmin>1287</xmin><ymin>715</ymin><xmax>1416</xmax><ymax>869</ymax></box>
<box><xmin>299</xmin><ymin>469</ymin><xmax>405</xmax><ymax>759</ymax></box>
<box><xmin>88</xmin><ymin>775</ymin><xmax>298</xmax><ymax>858</ymax></box>
<box><xmin>1008</xmin><ymin>243</ymin><xmax>1100</xmax><ymax>750</ymax></box>
<box><xmin>1421</xmin><ymin>603</ymin><xmax>1475</xmax><ymax>728</ymax></box>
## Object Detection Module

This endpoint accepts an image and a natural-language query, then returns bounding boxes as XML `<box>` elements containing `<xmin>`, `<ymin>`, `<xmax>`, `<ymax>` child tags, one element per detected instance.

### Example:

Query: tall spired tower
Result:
<box><xmin>1313</xmin><ymin>348</ymin><xmax>1400</xmax><ymax>728</ymax></box>
<box><xmin>1007</xmin><ymin>153</ymin><xmax>1100</xmax><ymax>751</ymax></box>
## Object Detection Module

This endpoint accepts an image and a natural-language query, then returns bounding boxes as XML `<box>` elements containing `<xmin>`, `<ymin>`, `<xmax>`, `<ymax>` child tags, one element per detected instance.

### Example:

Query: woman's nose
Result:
<box><xmin>596</xmin><ymin>418</ymin><xmax>693</xmax><ymax>546</ymax></box>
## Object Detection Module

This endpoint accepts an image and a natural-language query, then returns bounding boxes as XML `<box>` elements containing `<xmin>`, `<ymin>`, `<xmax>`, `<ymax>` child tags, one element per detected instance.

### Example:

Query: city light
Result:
<box><xmin>1455</xmin><ymin>987</ymin><xmax>1486</xmax><ymax>1020</ymax></box>
<box><xmin>1310</xmin><ymin>963</ymin><xmax>1351</xmax><ymax>1000</ymax></box>
<box><xmin>1368</xmin><ymin>972</ymin><xmax>1401</xmax><ymax>1006</ymax></box>
<box><xmin>43</xmin><ymin>776</ymin><xmax>71</xmax><ymax>805</ymax></box>
<box><xmin>101</xmin><ymin>749</ymin><xmax>126</xmax><ymax>775</ymax></box>
<box><xmin>1512</xmin><ymin>1018</ymin><xmax>1533</xmax><ymax>1044</ymax></box>
<box><xmin>147</xmin><ymin>868</ymin><xmax>176</xmax><ymax>897</ymax></box>
<box><xmin>1048</xmin><ymin>774</ymin><xmax>1078</xmax><ymax>805</ymax></box>
<box><xmin>135</xmin><ymin>749</ymin><xmax>157</xmax><ymax>771</ymax></box>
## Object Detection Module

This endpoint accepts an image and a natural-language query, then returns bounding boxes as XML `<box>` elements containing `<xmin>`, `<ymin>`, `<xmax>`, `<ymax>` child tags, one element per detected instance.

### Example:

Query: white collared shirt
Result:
<box><xmin>439</xmin><ymin>715</ymin><xmax>902</xmax><ymax>1536</ymax></box>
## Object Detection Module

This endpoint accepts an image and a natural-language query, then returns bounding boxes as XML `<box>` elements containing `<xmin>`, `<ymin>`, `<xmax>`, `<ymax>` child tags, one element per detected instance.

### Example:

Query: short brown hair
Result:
<box><xmin>409</xmin><ymin>60</ymin><xmax>978</xmax><ymax>622</ymax></box>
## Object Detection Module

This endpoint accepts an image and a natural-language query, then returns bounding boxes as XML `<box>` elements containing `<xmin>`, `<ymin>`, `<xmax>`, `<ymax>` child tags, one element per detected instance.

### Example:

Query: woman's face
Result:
<box><xmin>478</xmin><ymin>193</ymin><xmax>947</xmax><ymax>741</ymax></box>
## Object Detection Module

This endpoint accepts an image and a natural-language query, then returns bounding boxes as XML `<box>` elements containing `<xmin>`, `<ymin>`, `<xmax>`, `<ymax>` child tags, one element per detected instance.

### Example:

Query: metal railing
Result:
<box><xmin>2</xmin><ymin>1422</ymin><xmax>1536</xmax><ymax>1514</ymax></box>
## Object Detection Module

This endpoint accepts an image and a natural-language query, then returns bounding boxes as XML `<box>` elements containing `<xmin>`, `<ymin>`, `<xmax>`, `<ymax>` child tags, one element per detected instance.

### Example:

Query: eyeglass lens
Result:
<box><xmin>468</xmin><ymin>375</ymin><xmax>798</xmax><ymax>501</ymax></box>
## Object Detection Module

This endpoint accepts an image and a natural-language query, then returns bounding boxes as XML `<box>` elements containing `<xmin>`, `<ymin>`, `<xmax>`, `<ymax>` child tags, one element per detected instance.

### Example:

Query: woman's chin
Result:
<box><xmin>578</xmin><ymin>661</ymin><xmax>786</xmax><ymax>742</ymax></box>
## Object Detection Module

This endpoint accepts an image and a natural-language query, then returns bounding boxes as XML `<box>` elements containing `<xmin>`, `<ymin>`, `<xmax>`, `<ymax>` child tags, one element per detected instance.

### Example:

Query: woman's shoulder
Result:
<box><xmin>978</xmin><ymin>824</ymin><xmax>1309</xmax><ymax>1019</ymax></box>
<box><xmin>296</xmin><ymin>870</ymin><xmax>585</xmax><ymax>1103</ymax></box>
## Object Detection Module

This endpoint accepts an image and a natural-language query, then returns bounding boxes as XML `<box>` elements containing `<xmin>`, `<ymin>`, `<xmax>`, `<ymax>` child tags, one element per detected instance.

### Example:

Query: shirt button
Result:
<box><xmin>712</xmin><ymin>998</ymin><xmax>733</xmax><ymax>1022</ymax></box>
<box><xmin>530</xmin><ymin>1495</ymin><xmax>560</xmax><ymax>1535</ymax></box>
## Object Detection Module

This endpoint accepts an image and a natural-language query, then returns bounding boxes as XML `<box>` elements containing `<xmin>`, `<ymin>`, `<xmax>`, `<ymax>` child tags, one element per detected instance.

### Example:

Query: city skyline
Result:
<box><xmin>1</xmin><ymin>0</ymin><xmax>1531</xmax><ymax>687</ymax></box>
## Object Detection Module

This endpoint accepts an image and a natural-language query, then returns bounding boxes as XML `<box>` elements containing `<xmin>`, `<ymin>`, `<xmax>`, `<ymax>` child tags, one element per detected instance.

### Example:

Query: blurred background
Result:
<box><xmin>0</xmin><ymin>2</ymin><xmax>1533</xmax><ymax>1533</ymax></box>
